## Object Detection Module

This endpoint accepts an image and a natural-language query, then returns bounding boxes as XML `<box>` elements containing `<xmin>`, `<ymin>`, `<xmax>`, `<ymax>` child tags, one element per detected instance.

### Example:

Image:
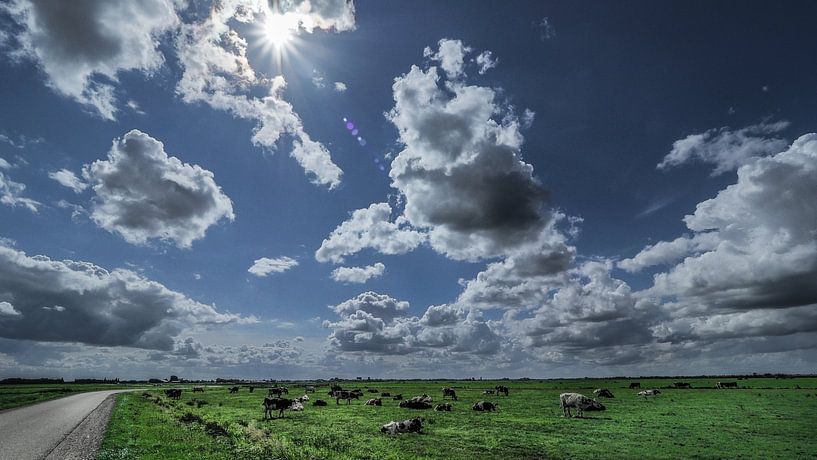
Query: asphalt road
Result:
<box><xmin>0</xmin><ymin>390</ymin><xmax>130</xmax><ymax>460</ymax></box>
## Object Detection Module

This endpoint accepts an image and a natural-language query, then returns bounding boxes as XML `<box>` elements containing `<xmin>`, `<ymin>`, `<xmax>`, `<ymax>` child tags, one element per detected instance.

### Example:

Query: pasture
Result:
<box><xmin>97</xmin><ymin>377</ymin><xmax>817</xmax><ymax>459</ymax></box>
<box><xmin>0</xmin><ymin>383</ymin><xmax>135</xmax><ymax>410</ymax></box>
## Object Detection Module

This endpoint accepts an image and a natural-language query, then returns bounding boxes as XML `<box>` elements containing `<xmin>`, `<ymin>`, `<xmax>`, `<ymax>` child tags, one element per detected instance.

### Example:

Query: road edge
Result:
<box><xmin>43</xmin><ymin>393</ymin><xmax>119</xmax><ymax>460</ymax></box>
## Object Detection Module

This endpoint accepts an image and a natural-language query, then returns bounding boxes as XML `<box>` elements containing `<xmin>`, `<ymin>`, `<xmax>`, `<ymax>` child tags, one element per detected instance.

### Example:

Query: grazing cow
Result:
<box><xmin>393</xmin><ymin>394</ymin><xmax>403</xmax><ymax>401</ymax></box>
<box><xmin>442</xmin><ymin>387</ymin><xmax>458</xmax><ymax>401</ymax></box>
<box><xmin>330</xmin><ymin>385</ymin><xmax>343</xmax><ymax>394</ymax></box>
<box><xmin>229</xmin><ymin>386</ymin><xmax>239</xmax><ymax>394</ymax></box>
<box><xmin>382</xmin><ymin>392</ymin><xmax>391</xmax><ymax>397</ymax></box>
<box><xmin>289</xmin><ymin>401</ymin><xmax>304</xmax><ymax>411</ymax></box>
<box><xmin>638</xmin><ymin>389</ymin><xmax>661</xmax><ymax>397</ymax></box>
<box><xmin>399</xmin><ymin>397</ymin><xmax>433</xmax><ymax>410</ymax></box>
<box><xmin>674</xmin><ymin>382</ymin><xmax>692</xmax><ymax>389</ymax></box>
<box><xmin>381</xmin><ymin>417</ymin><xmax>423</xmax><ymax>435</ymax></box>
<box><xmin>495</xmin><ymin>385</ymin><xmax>510</xmax><ymax>396</ymax></box>
<box><xmin>368</xmin><ymin>388</ymin><xmax>379</xmax><ymax>393</ymax></box>
<box><xmin>472</xmin><ymin>401</ymin><xmax>497</xmax><ymax>412</ymax></box>
<box><xmin>192</xmin><ymin>386</ymin><xmax>204</xmax><ymax>393</ymax></box>
<box><xmin>333</xmin><ymin>390</ymin><xmax>361</xmax><ymax>405</ymax></box>
<box><xmin>305</xmin><ymin>386</ymin><xmax>316</xmax><ymax>393</ymax></box>
<box><xmin>716</xmin><ymin>381</ymin><xmax>738</xmax><ymax>389</ymax></box>
<box><xmin>629</xmin><ymin>382</ymin><xmax>641</xmax><ymax>389</ymax></box>
<box><xmin>269</xmin><ymin>387</ymin><xmax>289</xmax><ymax>396</ymax></box>
<box><xmin>593</xmin><ymin>388</ymin><xmax>614</xmax><ymax>398</ymax></box>
<box><xmin>248</xmin><ymin>386</ymin><xmax>255</xmax><ymax>393</ymax></box>
<box><xmin>559</xmin><ymin>393</ymin><xmax>605</xmax><ymax>418</ymax></box>
<box><xmin>164</xmin><ymin>389</ymin><xmax>182</xmax><ymax>400</ymax></box>
<box><xmin>263</xmin><ymin>397</ymin><xmax>293</xmax><ymax>419</ymax></box>
<box><xmin>434</xmin><ymin>403</ymin><xmax>452</xmax><ymax>411</ymax></box>
<box><xmin>313</xmin><ymin>399</ymin><xmax>328</xmax><ymax>406</ymax></box>
<box><xmin>365</xmin><ymin>398</ymin><xmax>382</xmax><ymax>406</ymax></box>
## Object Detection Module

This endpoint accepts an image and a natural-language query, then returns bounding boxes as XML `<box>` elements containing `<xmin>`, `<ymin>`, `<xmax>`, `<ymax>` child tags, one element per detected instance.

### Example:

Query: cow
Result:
<box><xmin>399</xmin><ymin>397</ymin><xmax>433</xmax><ymax>410</ymax></box>
<box><xmin>382</xmin><ymin>392</ymin><xmax>391</xmax><ymax>397</ymax></box>
<box><xmin>296</xmin><ymin>395</ymin><xmax>310</xmax><ymax>403</ymax></box>
<box><xmin>365</xmin><ymin>398</ymin><xmax>382</xmax><ymax>406</ymax></box>
<box><xmin>333</xmin><ymin>390</ymin><xmax>361</xmax><ymax>405</ymax></box>
<box><xmin>472</xmin><ymin>401</ymin><xmax>497</xmax><ymax>412</ymax></box>
<box><xmin>268</xmin><ymin>387</ymin><xmax>289</xmax><ymax>396</ymax></box>
<box><xmin>248</xmin><ymin>386</ymin><xmax>255</xmax><ymax>393</ymax></box>
<box><xmin>674</xmin><ymin>382</ymin><xmax>692</xmax><ymax>389</ymax></box>
<box><xmin>392</xmin><ymin>394</ymin><xmax>403</xmax><ymax>400</ymax></box>
<box><xmin>164</xmin><ymin>389</ymin><xmax>182</xmax><ymax>400</ymax></box>
<box><xmin>717</xmin><ymin>381</ymin><xmax>738</xmax><ymax>389</ymax></box>
<box><xmin>262</xmin><ymin>397</ymin><xmax>293</xmax><ymax>419</ymax></box>
<box><xmin>381</xmin><ymin>417</ymin><xmax>423</xmax><ymax>435</ymax></box>
<box><xmin>629</xmin><ymin>382</ymin><xmax>641</xmax><ymax>389</ymax></box>
<box><xmin>289</xmin><ymin>401</ymin><xmax>304</xmax><ymax>411</ymax></box>
<box><xmin>305</xmin><ymin>386</ymin><xmax>316</xmax><ymax>393</ymax></box>
<box><xmin>638</xmin><ymin>389</ymin><xmax>661</xmax><ymax>397</ymax></box>
<box><xmin>593</xmin><ymin>388</ymin><xmax>614</xmax><ymax>398</ymax></box>
<box><xmin>442</xmin><ymin>387</ymin><xmax>458</xmax><ymax>401</ymax></box>
<box><xmin>192</xmin><ymin>386</ymin><xmax>204</xmax><ymax>393</ymax></box>
<box><xmin>559</xmin><ymin>393</ymin><xmax>605</xmax><ymax>418</ymax></box>
<box><xmin>313</xmin><ymin>399</ymin><xmax>328</xmax><ymax>406</ymax></box>
<box><xmin>229</xmin><ymin>386</ymin><xmax>239</xmax><ymax>394</ymax></box>
<box><xmin>434</xmin><ymin>403</ymin><xmax>452</xmax><ymax>411</ymax></box>
<box><xmin>495</xmin><ymin>385</ymin><xmax>510</xmax><ymax>396</ymax></box>
<box><xmin>368</xmin><ymin>388</ymin><xmax>379</xmax><ymax>393</ymax></box>
<box><xmin>483</xmin><ymin>389</ymin><xmax>495</xmax><ymax>395</ymax></box>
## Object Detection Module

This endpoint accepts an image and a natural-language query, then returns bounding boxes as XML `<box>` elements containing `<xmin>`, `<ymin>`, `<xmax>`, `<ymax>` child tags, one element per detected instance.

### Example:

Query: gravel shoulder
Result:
<box><xmin>45</xmin><ymin>393</ymin><xmax>118</xmax><ymax>460</ymax></box>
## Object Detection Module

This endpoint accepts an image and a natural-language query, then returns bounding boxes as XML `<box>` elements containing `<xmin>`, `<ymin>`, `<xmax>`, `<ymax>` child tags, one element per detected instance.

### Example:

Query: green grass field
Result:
<box><xmin>0</xmin><ymin>383</ymin><xmax>138</xmax><ymax>411</ymax></box>
<box><xmin>97</xmin><ymin>378</ymin><xmax>817</xmax><ymax>459</ymax></box>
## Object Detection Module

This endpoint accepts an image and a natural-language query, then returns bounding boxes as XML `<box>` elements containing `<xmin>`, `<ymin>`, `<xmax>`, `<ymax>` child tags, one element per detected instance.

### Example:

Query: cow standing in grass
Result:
<box><xmin>442</xmin><ymin>387</ymin><xmax>458</xmax><ymax>401</ymax></box>
<box><xmin>717</xmin><ymin>381</ymin><xmax>738</xmax><ymax>389</ymax></box>
<box><xmin>192</xmin><ymin>386</ymin><xmax>204</xmax><ymax>393</ymax></box>
<box><xmin>229</xmin><ymin>386</ymin><xmax>239</xmax><ymax>394</ymax></box>
<box><xmin>165</xmin><ymin>389</ymin><xmax>182</xmax><ymax>400</ymax></box>
<box><xmin>269</xmin><ymin>387</ymin><xmax>288</xmax><ymax>396</ymax></box>
<box><xmin>333</xmin><ymin>390</ymin><xmax>361</xmax><ymax>405</ymax></box>
<box><xmin>559</xmin><ymin>393</ymin><xmax>605</xmax><ymax>418</ymax></box>
<box><xmin>496</xmin><ymin>385</ymin><xmax>509</xmax><ymax>396</ymax></box>
<box><xmin>629</xmin><ymin>382</ymin><xmax>641</xmax><ymax>389</ymax></box>
<box><xmin>263</xmin><ymin>397</ymin><xmax>293</xmax><ymax>419</ymax></box>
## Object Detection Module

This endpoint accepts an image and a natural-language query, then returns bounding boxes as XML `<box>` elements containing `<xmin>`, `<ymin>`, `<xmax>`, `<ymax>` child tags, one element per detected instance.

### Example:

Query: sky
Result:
<box><xmin>1</xmin><ymin>0</ymin><xmax>816</xmax><ymax>380</ymax></box>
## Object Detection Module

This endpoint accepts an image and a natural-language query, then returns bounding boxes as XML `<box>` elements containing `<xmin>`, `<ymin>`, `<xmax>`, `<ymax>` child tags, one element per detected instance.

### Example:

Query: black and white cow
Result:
<box><xmin>381</xmin><ymin>417</ymin><xmax>423</xmax><ymax>435</ymax></box>
<box><xmin>559</xmin><ymin>393</ymin><xmax>605</xmax><ymax>417</ymax></box>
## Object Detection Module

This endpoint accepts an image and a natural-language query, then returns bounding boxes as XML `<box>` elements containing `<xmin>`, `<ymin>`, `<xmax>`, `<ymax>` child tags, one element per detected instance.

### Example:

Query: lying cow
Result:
<box><xmin>368</xmin><ymin>388</ymin><xmax>379</xmax><ymax>393</ymax></box>
<box><xmin>495</xmin><ymin>385</ymin><xmax>509</xmax><ymax>396</ymax></box>
<box><xmin>442</xmin><ymin>387</ymin><xmax>458</xmax><ymax>401</ymax></box>
<box><xmin>435</xmin><ymin>403</ymin><xmax>452</xmax><ymax>411</ymax></box>
<box><xmin>313</xmin><ymin>399</ymin><xmax>328</xmax><ymax>406</ymax></box>
<box><xmin>638</xmin><ymin>389</ymin><xmax>661</xmax><ymax>397</ymax></box>
<box><xmin>305</xmin><ymin>386</ymin><xmax>316</xmax><ymax>393</ymax></box>
<box><xmin>593</xmin><ymin>388</ymin><xmax>614</xmax><ymax>398</ymax></box>
<box><xmin>229</xmin><ymin>386</ymin><xmax>239</xmax><ymax>394</ymax></box>
<box><xmin>717</xmin><ymin>381</ymin><xmax>738</xmax><ymax>389</ymax></box>
<box><xmin>629</xmin><ymin>382</ymin><xmax>641</xmax><ymax>389</ymax></box>
<box><xmin>381</xmin><ymin>392</ymin><xmax>391</xmax><ymax>397</ymax></box>
<box><xmin>392</xmin><ymin>394</ymin><xmax>403</xmax><ymax>400</ymax></box>
<box><xmin>472</xmin><ymin>401</ymin><xmax>497</xmax><ymax>412</ymax></box>
<box><xmin>483</xmin><ymin>389</ymin><xmax>496</xmax><ymax>395</ymax></box>
<box><xmin>296</xmin><ymin>394</ymin><xmax>310</xmax><ymax>402</ymax></box>
<box><xmin>164</xmin><ymin>389</ymin><xmax>182</xmax><ymax>400</ymax></box>
<box><xmin>399</xmin><ymin>397</ymin><xmax>433</xmax><ymax>410</ymax></box>
<box><xmin>289</xmin><ymin>401</ymin><xmax>304</xmax><ymax>411</ymax></box>
<box><xmin>381</xmin><ymin>417</ymin><xmax>423</xmax><ymax>435</ymax></box>
<box><xmin>262</xmin><ymin>397</ymin><xmax>293</xmax><ymax>419</ymax></box>
<box><xmin>365</xmin><ymin>398</ymin><xmax>382</xmax><ymax>406</ymax></box>
<box><xmin>333</xmin><ymin>390</ymin><xmax>362</xmax><ymax>405</ymax></box>
<box><xmin>674</xmin><ymin>382</ymin><xmax>692</xmax><ymax>389</ymax></box>
<box><xmin>192</xmin><ymin>386</ymin><xmax>204</xmax><ymax>393</ymax></box>
<box><xmin>559</xmin><ymin>393</ymin><xmax>605</xmax><ymax>418</ymax></box>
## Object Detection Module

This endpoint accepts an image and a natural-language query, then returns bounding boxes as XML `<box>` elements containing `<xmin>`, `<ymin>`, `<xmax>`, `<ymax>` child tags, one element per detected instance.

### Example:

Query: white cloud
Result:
<box><xmin>3</xmin><ymin>0</ymin><xmax>179</xmax><ymax>120</ymax></box>
<box><xmin>331</xmin><ymin>262</ymin><xmax>385</xmax><ymax>284</ymax></box>
<box><xmin>0</xmin><ymin>170</ymin><xmax>40</xmax><ymax>212</ymax></box>
<box><xmin>618</xmin><ymin>233</ymin><xmax>719</xmax><ymax>273</ymax></box>
<box><xmin>657</xmin><ymin>120</ymin><xmax>790</xmax><ymax>175</ymax></box>
<box><xmin>315</xmin><ymin>202</ymin><xmax>425</xmax><ymax>263</ymax></box>
<box><xmin>311</xmin><ymin>69</ymin><xmax>326</xmax><ymax>88</ymax></box>
<box><xmin>333</xmin><ymin>81</ymin><xmax>347</xmax><ymax>92</ymax></box>
<box><xmin>84</xmin><ymin>129</ymin><xmax>235</xmax><ymax>248</ymax></box>
<box><xmin>474</xmin><ymin>50</ymin><xmax>497</xmax><ymax>74</ymax></box>
<box><xmin>0</xmin><ymin>242</ymin><xmax>250</xmax><ymax>350</ymax></box>
<box><xmin>48</xmin><ymin>168</ymin><xmax>87</xmax><ymax>193</ymax></box>
<box><xmin>0</xmin><ymin>158</ymin><xmax>11</xmax><ymax>169</ymax></box>
<box><xmin>536</xmin><ymin>17</ymin><xmax>556</xmax><ymax>40</ymax></box>
<box><xmin>0</xmin><ymin>301</ymin><xmax>21</xmax><ymax>317</ymax></box>
<box><xmin>423</xmin><ymin>38</ymin><xmax>471</xmax><ymax>78</ymax></box>
<box><xmin>248</xmin><ymin>256</ymin><xmax>298</xmax><ymax>277</ymax></box>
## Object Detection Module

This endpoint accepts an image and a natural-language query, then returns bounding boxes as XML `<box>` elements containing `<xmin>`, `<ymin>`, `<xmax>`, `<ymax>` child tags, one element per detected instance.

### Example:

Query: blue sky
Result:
<box><xmin>1</xmin><ymin>0</ymin><xmax>817</xmax><ymax>379</ymax></box>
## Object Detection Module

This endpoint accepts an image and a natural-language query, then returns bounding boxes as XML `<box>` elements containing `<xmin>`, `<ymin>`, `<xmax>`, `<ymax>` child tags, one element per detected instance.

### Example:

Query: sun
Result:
<box><xmin>263</xmin><ymin>13</ymin><xmax>299</xmax><ymax>48</ymax></box>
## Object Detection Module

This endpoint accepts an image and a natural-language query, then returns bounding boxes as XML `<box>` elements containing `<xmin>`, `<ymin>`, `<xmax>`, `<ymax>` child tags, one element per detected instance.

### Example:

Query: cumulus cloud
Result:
<box><xmin>0</xmin><ymin>169</ymin><xmax>40</xmax><ymax>212</ymax></box>
<box><xmin>3</xmin><ymin>0</ymin><xmax>179</xmax><ymax>120</ymax></box>
<box><xmin>83</xmin><ymin>129</ymin><xmax>234</xmax><ymax>248</ymax></box>
<box><xmin>315</xmin><ymin>202</ymin><xmax>425</xmax><ymax>263</ymax></box>
<box><xmin>633</xmin><ymin>133</ymin><xmax>817</xmax><ymax>348</ymax></box>
<box><xmin>248</xmin><ymin>256</ymin><xmax>298</xmax><ymax>277</ymax></box>
<box><xmin>0</xmin><ymin>301</ymin><xmax>21</xmax><ymax>316</ymax></box>
<box><xmin>331</xmin><ymin>262</ymin><xmax>385</xmax><ymax>283</ymax></box>
<box><xmin>333</xmin><ymin>81</ymin><xmax>347</xmax><ymax>92</ymax></box>
<box><xmin>0</xmin><ymin>242</ymin><xmax>249</xmax><ymax>350</ymax></box>
<box><xmin>48</xmin><ymin>168</ymin><xmax>87</xmax><ymax>193</ymax></box>
<box><xmin>657</xmin><ymin>120</ymin><xmax>790</xmax><ymax>175</ymax></box>
<box><xmin>474</xmin><ymin>50</ymin><xmax>497</xmax><ymax>74</ymax></box>
<box><xmin>174</xmin><ymin>1</ymin><xmax>347</xmax><ymax>188</ymax></box>
<box><xmin>423</xmin><ymin>38</ymin><xmax>471</xmax><ymax>78</ymax></box>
